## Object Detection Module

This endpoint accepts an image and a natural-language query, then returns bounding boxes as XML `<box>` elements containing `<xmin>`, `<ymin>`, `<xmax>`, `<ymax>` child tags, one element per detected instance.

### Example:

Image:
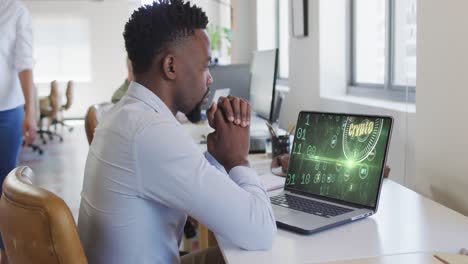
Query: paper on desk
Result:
<box><xmin>260</xmin><ymin>172</ymin><xmax>285</xmax><ymax>191</ymax></box>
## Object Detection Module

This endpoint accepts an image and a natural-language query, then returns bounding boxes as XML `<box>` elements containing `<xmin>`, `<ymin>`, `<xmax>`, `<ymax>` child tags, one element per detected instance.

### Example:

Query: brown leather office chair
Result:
<box><xmin>0</xmin><ymin>167</ymin><xmax>87</xmax><ymax>264</ymax></box>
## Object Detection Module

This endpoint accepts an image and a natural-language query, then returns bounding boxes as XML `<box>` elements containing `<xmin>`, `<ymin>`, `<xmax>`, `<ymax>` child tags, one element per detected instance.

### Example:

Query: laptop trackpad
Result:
<box><xmin>273</xmin><ymin>205</ymin><xmax>330</xmax><ymax>230</ymax></box>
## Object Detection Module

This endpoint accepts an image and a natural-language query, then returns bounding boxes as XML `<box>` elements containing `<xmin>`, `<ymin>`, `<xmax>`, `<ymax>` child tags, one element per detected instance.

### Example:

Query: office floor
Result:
<box><xmin>19</xmin><ymin>121</ymin><xmax>88</xmax><ymax>221</ymax></box>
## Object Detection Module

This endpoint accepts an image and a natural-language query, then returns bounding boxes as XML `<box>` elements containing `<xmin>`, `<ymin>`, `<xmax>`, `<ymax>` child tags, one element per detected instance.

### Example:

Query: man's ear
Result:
<box><xmin>162</xmin><ymin>54</ymin><xmax>176</xmax><ymax>80</ymax></box>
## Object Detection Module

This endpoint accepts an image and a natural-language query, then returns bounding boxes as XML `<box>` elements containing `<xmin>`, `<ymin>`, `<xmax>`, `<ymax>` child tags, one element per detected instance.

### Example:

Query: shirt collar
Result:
<box><xmin>126</xmin><ymin>81</ymin><xmax>178</xmax><ymax>124</ymax></box>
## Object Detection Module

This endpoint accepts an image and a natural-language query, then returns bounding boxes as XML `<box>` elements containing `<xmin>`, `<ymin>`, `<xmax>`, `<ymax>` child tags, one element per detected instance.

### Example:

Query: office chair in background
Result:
<box><xmin>38</xmin><ymin>81</ymin><xmax>63</xmax><ymax>144</ymax></box>
<box><xmin>53</xmin><ymin>80</ymin><xmax>74</xmax><ymax>132</ymax></box>
<box><xmin>0</xmin><ymin>166</ymin><xmax>87</xmax><ymax>264</ymax></box>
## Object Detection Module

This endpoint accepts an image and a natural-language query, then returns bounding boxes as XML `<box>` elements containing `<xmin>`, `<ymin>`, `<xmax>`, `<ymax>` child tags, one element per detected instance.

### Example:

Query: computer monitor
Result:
<box><xmin>206</xmin><ymin>64</ymin><xmax>251</xmax><ymax>108</ymax></box>
<box><xmin>249</xmin><ymin>49</ymin><xmax>278</xmax><ymax>122</ymax></box>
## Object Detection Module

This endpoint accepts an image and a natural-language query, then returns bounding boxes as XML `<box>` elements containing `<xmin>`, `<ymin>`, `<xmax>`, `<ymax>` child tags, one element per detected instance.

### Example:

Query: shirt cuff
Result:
<box><xmin>204</xmin><ymin>151</ymin><xmax>227</xmax><ymax>174</ymax></box>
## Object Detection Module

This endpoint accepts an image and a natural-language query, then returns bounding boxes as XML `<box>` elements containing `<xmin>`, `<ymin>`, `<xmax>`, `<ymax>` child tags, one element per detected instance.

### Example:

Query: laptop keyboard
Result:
<box><xmin>270</xmin><ymin>194</ymin><xmax>353</xmax><ymax>218</ymax></box>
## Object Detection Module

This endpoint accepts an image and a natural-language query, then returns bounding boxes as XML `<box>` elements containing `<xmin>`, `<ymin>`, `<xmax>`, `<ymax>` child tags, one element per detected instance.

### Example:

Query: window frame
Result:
<box><xmin>277</xmin><ymin>0</ymin><xmax>289</xmax><ymax>81</ymax></box>
<box><xmin>348</xmin><ymin>0</ymin><xmax>416</xmax><ymax>103</ymax></box>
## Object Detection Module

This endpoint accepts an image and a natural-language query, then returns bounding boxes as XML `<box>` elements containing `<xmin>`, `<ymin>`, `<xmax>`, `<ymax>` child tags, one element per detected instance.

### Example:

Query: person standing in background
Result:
<box><xmin>0</xmin><ymin>0</ymin><xmax>37</xmax><ymax>262</ymax></box>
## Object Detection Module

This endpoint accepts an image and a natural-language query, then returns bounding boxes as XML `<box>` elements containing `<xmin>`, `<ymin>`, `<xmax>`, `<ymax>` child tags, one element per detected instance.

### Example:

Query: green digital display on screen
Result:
<box><xmin>285</xmin><ymin>112</ymin><xmax>392</xmax><ymax>207</ymax></box>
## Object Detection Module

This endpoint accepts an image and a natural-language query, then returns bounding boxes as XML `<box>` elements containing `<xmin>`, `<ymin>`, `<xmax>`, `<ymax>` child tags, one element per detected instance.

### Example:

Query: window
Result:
<box><xmin>33</xmin><ymin>17</ymin><xmax>91</xmax><ymax>83</ymax></box>
<box><xmin>350</xmin><ymin>0</ymin><xmax>416</xmax><ymax>102</ymax></box>
<box><xmin>257</xmin><ymin>0</ymin><xmax>289</xmax><ymax>79</ymax></box>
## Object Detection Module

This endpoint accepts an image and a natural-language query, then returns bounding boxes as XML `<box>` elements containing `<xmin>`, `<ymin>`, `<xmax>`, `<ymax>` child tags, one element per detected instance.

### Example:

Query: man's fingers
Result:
<box><xmin>29</xmin><ymin>128</ymin><xmax>37</xmax><ymax>144</ymax></box>
<box><xmin>206</xmin><ymin>131</ymin><xmax>216</xmax><ymax>154</ymax></box>
<box><xmin>214</xmin><ymin>106</ymin><xmax>229</xmax><ymax>131</ymax></box>
<box><xmin>239</xmin><ymin>99</ymin><xmax>250</xmax><ymax>127</ymax></box>
<box><xmin>23</xmin><ymin>121</ymin><xmax>37</xmax><ymax>146</ymax></box>
<box><xmin>218</xmin><ymin>97</ymin><xmax>234</xmax><ymax>122</ymax></box>
<box><xmin>23</xmin><ymin>131</ymin><xmax>33</xmax><ymax>146</ymax></box>
<box><xmin>229</xmin><ymin>96</ymin><xmax>241</xmax><ymax>125</ymax></box>
<box><xmin>247</xmin><ymin>102</ymin><xmax>251</xmax><ymax>125</ymax></box>
<box><xmin>207</xmin><ymin>102</ymin><xmax>217</xmax><ymax>128</ymax></box>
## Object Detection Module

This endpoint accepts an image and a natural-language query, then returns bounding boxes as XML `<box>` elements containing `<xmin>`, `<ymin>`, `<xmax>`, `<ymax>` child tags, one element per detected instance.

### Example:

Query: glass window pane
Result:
<box><xmin>279</xmin><ymin>0</ymin><xmax>289</xmax><ymax>78</ymax></box>
<box><xmin>33</xmin><ymin>17</ymin><xmax>91</xmax><ymax>83</ymax></box>
<box><xmin>354</xmin><ymin>0</ymin><xmax>386</xmax><ymax>84</ymax></box>
<box><xmin>393</xmin><ymin>0</ymin><xmax>417</xmax><ymax>87</ymax></box>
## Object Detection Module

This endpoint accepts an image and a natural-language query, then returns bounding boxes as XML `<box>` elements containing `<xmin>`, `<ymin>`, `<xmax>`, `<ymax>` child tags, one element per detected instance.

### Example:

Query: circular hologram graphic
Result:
<box><xmin>343</xmin><ymin>117</ymin><xmax>383</xmax><ymax>162</ymax></box>
<box><xmin>367</xmin><ymin>148</ymin><xmax>376</xmax><ymax>161</ymax></box>
<box><xmin>359</xmin><ymin>164</ymin><xmax>369</xmax><ymax>180</ymax></box>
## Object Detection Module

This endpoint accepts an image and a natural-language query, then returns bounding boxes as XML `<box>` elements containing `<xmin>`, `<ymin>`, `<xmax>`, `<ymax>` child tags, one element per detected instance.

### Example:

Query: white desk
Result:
<box><xmin>217</xmin><ymin>179</ymin><xmax>468</xmax><ymax>263</ymax></box>
<box><xmin>183</xmin><ymin>119</ymin><xmax>468</xmax><ymax>263</ymax></box>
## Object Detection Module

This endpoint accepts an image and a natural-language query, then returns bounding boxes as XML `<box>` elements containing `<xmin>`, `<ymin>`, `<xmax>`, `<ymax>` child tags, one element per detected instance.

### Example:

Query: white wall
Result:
<box><xmin>279</xmin><ymin>0</ymin><xmax>468</xmax><ymax>216</ymax></box>
<box><xmin>25</xmin><ymin>0</ymin><xmax>132</xmax><ymax>118</ymax></box>
<box><xmin>279</xmin><ymin>0</ymin><xmax>320</xmax><ymax>125</ymax></box>
<box><xmin>279</xmin><ymin>0</ymin><xmax>415</xmax><ymax>186</ymax></box>
<box><xmin>415</xmin><ymin>0</ymin><xmax>468</xmax><ymax>215</ymax></box>
<box><xmin>231</xmin><ymin>0</ymin><xmax>257</xmax><ymax>64</ymax></box>
<box><xmin>26</xmin><ymin>0</ymin><xmax>227</xmax><ymax>118</ymax></box>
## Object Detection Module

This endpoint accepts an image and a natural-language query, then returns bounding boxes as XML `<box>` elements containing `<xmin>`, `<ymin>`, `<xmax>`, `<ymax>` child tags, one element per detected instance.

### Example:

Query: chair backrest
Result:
<box><xmin>49</xmin><ymin>82</ymin><xmax>60</xmax><ymax>120</ymax></box>
<box><xmin>40</xmin><ymin>81</ymin><xmax>60</xmax><ymax>121</ymax></box>
<box><xmin>63</xmin><ymin>81</ymin><xmax>74</xmax><ymax>110</ymax></box>
<box><xmin>84</xmin><ymin>102</ymin><xmax>113</xmax><ymax>145</ymax></box>
<box><xmin>0</xmin><ymin>167</ymin><xmax>87</xmax><ymax>264</ymax></box>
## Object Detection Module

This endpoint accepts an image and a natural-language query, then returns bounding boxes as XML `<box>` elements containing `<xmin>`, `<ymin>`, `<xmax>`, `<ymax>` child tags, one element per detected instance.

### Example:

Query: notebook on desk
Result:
<box><xmin>270</xmin><ymin>111</ymin><xmax>393</xmax><ymax>234</ymax></box>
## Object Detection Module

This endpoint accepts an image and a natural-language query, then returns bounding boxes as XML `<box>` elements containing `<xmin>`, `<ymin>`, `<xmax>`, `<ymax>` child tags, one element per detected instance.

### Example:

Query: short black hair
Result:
<box><xmin>123</xmin><ymin>0</ymin><xmax>209</xmax><ymax>74</ymax></box>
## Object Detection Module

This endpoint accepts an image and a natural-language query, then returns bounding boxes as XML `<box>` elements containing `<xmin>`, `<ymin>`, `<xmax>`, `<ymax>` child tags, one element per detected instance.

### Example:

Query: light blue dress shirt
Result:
<box><xmin>77</xmin><ymin>82</ymin><xmax>276</xmax><ymax>264</ymax></box>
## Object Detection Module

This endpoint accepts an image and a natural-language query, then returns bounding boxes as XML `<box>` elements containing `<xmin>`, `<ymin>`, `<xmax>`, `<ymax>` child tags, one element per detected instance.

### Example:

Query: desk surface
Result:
<box><xmin>184</xmin><ymin>115</ymin><xmax>280</xmax><ymax>143</ymax></box>
<box><xmin>217</xmin><ymin>179</ymin><xmax>468</xmax><ymax>263</ymax></box>
<box><xmin>183</xmin><ymin>120</ymin><xmax>468</xmax><ymax>263</ymax></box>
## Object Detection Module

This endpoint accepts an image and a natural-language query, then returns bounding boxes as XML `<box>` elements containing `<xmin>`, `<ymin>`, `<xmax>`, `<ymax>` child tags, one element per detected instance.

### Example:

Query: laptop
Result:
<box><xmin>270</xmin><ymin>111</ymin><xmax>393</xmax><ymax>234</ymax></box>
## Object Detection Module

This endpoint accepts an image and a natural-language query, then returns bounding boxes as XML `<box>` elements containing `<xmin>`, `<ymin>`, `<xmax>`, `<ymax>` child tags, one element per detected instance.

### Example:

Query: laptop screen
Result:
<box><xmin>285</xmin><ymin>112</ymin><xmax>393</xmax><ymax>208</ymax></box>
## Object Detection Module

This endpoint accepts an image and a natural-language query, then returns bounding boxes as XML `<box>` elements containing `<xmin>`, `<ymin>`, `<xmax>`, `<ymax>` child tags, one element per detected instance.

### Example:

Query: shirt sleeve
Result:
<box><xmin>15</xmin><ymin>6</ymin><xmax>34</xmax><ymax>72</ymax></box>
<box><xmin>134</xmin><ymin>120</ymin><xmax>276</xmax><ymax>250</ymax></box>
<box><xmin>204</xmin><ymin>151</ymin><xmax>227</xmax><ymax>174</ymax></box>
